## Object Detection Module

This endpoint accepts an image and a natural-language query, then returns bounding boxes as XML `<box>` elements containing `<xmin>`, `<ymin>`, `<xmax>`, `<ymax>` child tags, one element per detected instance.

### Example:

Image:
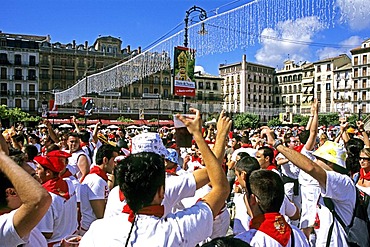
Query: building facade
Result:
<box><xmin>219</xmin><ymin>55</ymin><xmax>277</xmax><ymax>123</ymax></box>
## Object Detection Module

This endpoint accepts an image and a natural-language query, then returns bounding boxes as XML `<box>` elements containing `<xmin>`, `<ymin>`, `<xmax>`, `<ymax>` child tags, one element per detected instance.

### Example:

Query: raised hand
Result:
<box><xmin>176</xmin><ymin>108</ymin><xmax>202</xmax><ymax>136</ymax></box>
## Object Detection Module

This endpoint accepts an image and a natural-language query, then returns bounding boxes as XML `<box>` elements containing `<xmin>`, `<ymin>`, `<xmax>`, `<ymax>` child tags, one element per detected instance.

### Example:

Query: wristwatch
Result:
<box><xmin>273</xmin><ymin>139</ymin><xmax>283</xmax><ymax>149</ymax></box>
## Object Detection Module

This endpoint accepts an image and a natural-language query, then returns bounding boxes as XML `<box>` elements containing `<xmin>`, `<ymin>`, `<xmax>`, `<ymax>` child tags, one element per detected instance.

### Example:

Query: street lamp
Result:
<box><xmin>183</xmin><ymin>5</ymin><xmax>208</xmax><ymax>114</ymax></box>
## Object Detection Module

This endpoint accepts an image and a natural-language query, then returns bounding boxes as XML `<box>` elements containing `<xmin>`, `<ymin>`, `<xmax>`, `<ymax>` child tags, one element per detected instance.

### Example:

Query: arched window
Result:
<box><xmin>144</xmin><ymin>88</ymin><xmax>149</xmax><ymax>93</ymax></box>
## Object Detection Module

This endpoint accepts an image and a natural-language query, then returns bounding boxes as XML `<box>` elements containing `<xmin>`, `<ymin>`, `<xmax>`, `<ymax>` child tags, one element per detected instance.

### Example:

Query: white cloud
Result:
<box><xmin>194</xmin><ymin>65</ymin><xmax>206</xmax><ymax>74</ymax></box>
<box><xmin>337</xmin><ymin>0</ymin><xmax>370</xmax><ymax>31</ymax></box>
<box><xmin>316</xmin><ymin>36</ymin><xmax>363</xmax><ymax>60</ymax></box>
<box><xmin>255</xmin><ymin>17</ymin><xmax>323</xmax><ymax>67</ymax></box>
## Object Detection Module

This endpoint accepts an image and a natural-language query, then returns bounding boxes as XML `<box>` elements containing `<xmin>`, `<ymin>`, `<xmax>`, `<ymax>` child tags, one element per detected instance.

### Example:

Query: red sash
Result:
<box><xmin>60</xmin><ymin>168</ymin><xmax>73</xmax><ymax>179</ymax></box>
<box><xmin>250</xmin><ymin>213</ymin><xmax>292</xmax><ymax>246</ymax></box>
<box><xmin>43</xmin><ymin>177</ymin><xmax>70</xmax><ymax>200</ymax></box>
<box><xmin>360</xmin><ymin>168</ymin><xmax>370</xmax><ymax>180</ymax></box>
<box><xmin>266</xmin><ymin>165</ymin><xmax>277</xmax><ymax>171</ymax></box>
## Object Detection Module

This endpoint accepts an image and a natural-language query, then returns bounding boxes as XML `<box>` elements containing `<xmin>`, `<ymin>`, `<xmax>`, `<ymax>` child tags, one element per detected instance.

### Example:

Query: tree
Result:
<box><xmin>267</xmin><ymin>117</ymin><xmax>282</xmax><ymax>127</ymax></box>
<box><xmin>233</xmin><ymin>113</ymin><xmax>259</xmax><ymax>129</ymax></box>
<box><xmin>318</xmin><ymin>113</ymin><xmax>340</xmax><ymax>127</ymax></box>
<box><xmin>117</xmin><ymin>116</ymin><xmax>133</xmax><ymax>123</ymax></box>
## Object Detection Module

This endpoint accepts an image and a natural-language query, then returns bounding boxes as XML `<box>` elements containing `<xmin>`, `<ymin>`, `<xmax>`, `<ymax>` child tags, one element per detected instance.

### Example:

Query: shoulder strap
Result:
<box><xmin>323</xmin><ymin>197</ymin><xmax>346</xmax><ymax>247</ymax></box>
<box><xmin>290</xmin><ymin>227</ymin><xmax>295</xmax><ymax>247</ymax></box>
<box><xmin>353</xmin><ymin>172</ymin><xmax>360</xmax><ymax>184</ymax></box>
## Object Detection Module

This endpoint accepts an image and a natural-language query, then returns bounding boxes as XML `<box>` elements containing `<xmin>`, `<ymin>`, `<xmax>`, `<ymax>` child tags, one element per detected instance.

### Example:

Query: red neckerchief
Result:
<box><xmin>89</xmin><ymin>166</ymin><xmax>108</xmax><ymax>182</ymax></box>
<box><xmin>123</xmin><ymin>204</ymin><xmax>164</xmax><ymax>223</ymax></box>
<box><xmin>294</xmin><ymin>144</ymin><xmax>304</xmax><ymax>153</ymax></box>
<box><xmin>43</xmin><ymin>177</ymin><xmax>70</xmax><ymax>200</ymax></box>
<box><xmin>60</xmin><ymin>168</ymin><xmax>73</xmax><ymax>179</ymax></box>
<box><xmin>360</xmin><ymin>168</ymin><xmax>370</xmax><ymax>180</ymax></box>
<box><xmin>266</xmin><ymin>165</ymin><xmax>277</xmax><ymax>171</ymax></box>
<box><xmin>250</xmin><ymin>212</ymin><xmax>292</xmax><ymax>246</ymax></box>
<box><xmin>166</xmin><ymin>166</ymin><xmax>178</xmax><ymax>176</ymax></box>
<box><xmin>241</xmin><ymin>144</ymin><xmax>252</xmax><ymax>148</ymax></box>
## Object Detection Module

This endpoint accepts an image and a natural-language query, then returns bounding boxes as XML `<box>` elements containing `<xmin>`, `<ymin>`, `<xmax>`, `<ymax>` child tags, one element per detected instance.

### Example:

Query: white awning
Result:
<box><xmin>302</xmin><ymin>78</ymin><xmax>314</xmax><ymax>84</ymax></box>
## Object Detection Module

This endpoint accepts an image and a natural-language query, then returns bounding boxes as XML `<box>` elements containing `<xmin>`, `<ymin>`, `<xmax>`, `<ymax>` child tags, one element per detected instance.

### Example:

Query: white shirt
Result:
<box><xmin>80</xmin><ymin>201</ymin><xmax>213</xmax><ymax>247</ymax></box>
<box><xmin>36</xmin><ymin>179</ymin><xmax>78</xmax><ymax>246</ymax></box>
<box><xmin>276</xmin><ymin>153</ymin><xmax>299</xmax><ymax>179</ymax></box>
<box><xmin>299</xmin><ymin>147</ymin><xmax>319</xmax><ymax>186</ymax></box>
<box><xmin>80</xmin><ymin>172</ymin><xmax>109</xmax><ymax>230</ymax></box>
<box><xmin>67</xmin><ymin>150</ymin><xmax>91</xmax><ymax>181</ymax></box>
<box><xmin>0</xmin><ymin>209</ymin><xmax>28</xmax><ymax>247</ymax></box>
<box><xmin>25</xmin><ymin>228</ymin><xmax>47</xmax><ymax>247</ymax></box>
<box><xmin>231</xmin><ymin>147</ymin><xmax>257</xmax><ymax>161</ymax></box>
<box><xmin>236</xmin><ymin>225</ymin><xmax>309</xmax><ymax>247</ymax></box>
<box><xmin>104</xmin><ymin>173</ymin><xmax>197</xmax><ymax>218</ymax></box>
<box><xmin>315</xmin><ymin>171</ymin><xmax>356</xmax><ymax>247</ymax></box>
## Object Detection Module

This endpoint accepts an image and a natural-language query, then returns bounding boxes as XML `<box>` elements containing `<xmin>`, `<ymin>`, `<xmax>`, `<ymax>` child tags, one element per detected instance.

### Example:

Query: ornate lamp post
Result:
<box><xmin>182</xmin><ymin>5</ymin><xmax>207</xmax><ymax>113</ymax></box>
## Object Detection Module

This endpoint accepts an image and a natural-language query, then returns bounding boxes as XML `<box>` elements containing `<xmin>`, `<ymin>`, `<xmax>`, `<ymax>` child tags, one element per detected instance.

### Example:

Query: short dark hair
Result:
<box><xmin>115</xmin><ymin>152</ymin><xmax>165</xmax><ymax>213</ymax></box>
<box><xmin>283</xmin><ymin>133</ymin><xmax>293</xmax><ymax>146</ymax></box>
<box><xmin>258</xmin><ymin>146</ymin><xmax>274</xmax><ymax>164</ymax></box>
<box><xmin>13</xmin><ymin>134</ymin><xmax>25</xmax><ymax>144</ymax></box>
<box><xmin>79</xmin><ymin>130</ymin><xmax>91</xmax><ymax>143</ymax></box>
<box><xmin>68</xmin><ymin>132</ymin><xmax>80</xmax><ymax>139</ymax></box>
<box><xmin>202</xmin><ymin>236</ymin><xmax>251</xmax><ymax>247</ymax></box>
<box><xmin>249</xmin><ymin>170</ymin><xmax>284</xmax><ymax>213</ymax></box>
<box><xmin>23</xmin><ymin>144</ymin><xmax>38</xmax><ymax>160</ymax></box>
<box><xmin>235</xmin><ymin>156</ymin><xmax>260</xmax><ymax>174</ymax></box>
<box><xmin>95</xmin><ymin>144</ymin><xmax>119</xmax><ymax>165</ymax></box>
<box><xmin>298</xmin><ymin>130</ymin><xmax>310</xmax><ymax>144</ymax></box>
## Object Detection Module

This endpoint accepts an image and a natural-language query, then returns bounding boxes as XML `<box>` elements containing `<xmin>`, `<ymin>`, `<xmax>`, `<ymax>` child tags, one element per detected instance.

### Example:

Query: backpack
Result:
<box><xmin>324</xmin><ymin>173</ymin><xmax>370</xmax><ymax>247</ymax></box>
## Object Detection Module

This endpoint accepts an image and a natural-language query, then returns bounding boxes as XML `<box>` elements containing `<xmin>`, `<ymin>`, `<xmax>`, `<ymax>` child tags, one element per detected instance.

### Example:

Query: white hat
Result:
<box><xmin>313</xmin><ymin>141</ymin><xmax>347</xmax><ymax>168</ymax></box>
<box><xmin>131</xmin><ymin>132</ymin><xmax>168</xmax><ymax>157</ymax></box>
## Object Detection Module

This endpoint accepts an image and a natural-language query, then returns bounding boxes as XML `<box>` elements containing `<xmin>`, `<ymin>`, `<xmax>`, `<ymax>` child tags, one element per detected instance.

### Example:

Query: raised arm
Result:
<box><xmin>263</xmin><ymin>127</ymin><xmax>328</xmax><ymax>188</ymax></box>
<box><xmin>0</xmin><ymin>151</ymin><xmax>52</xmax><ymax>238</ymax></box>
<box><xmin>44</xmin><ymin>119</ymin><xmax>59</xmax><ymax>143</ymax></box>
<box><xmin>72</xmin><ymin>116</ymin><xmax>81</xmax><ymax>133</ymax></box>
<box><xmin>192</xmin><ymin>110</ymin><xmax>231</xmax><ymax>189</ymax></box>
<box><xmin>357</xmin><ymin>120</ymin><xmax>369</xmax><ymax>148</ymax></box>
<box><xmin>0</xmin><ymin>122</ymin><xmax>9</xmax><ymax>155</ymax></box>
<box><xmin>304</xmin><ymin>99</ymin><xmax>319</xmax><ymax>151</ymax></box>
<box><xmin>92</xmin><ymin>121</ymin><xmax>101</xmax><ymax>144</ymax></box>
<box><xmin>178</xmin><ymin>108</ymin><xmax>231</xmax><ymax>217</ymax></box>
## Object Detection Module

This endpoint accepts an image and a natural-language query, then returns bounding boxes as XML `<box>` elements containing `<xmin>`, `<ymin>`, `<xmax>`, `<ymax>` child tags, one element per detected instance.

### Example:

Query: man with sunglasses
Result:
<box><xmin>264</xmin><ymin>127</ymin><xmax>356</xmax><ymax>247</ymax></box>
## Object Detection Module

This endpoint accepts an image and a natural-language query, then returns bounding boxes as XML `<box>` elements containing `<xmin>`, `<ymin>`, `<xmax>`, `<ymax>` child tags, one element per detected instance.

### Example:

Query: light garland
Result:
<box><xmin>55</xmin><ymin>0</ymin><xmax>359</xmax><ymax>105</ymax></box>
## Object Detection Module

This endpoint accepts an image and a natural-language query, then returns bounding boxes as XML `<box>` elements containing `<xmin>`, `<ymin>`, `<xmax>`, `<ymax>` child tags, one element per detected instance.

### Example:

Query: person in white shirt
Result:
<box><xmin>0</xmin><ymin>151</ymin><xmax>51</xmax><ymax>247</ymax></box>
<box><xmin>80</xmin><ymin>109</ymin><xmax>231</xmax><ymax>246</ymax></box>
<box><xmin>67</xmin><ymin>132</ymin><xmax>91</xmax><ymax>182</ymax></box>
<box><xmin>80</xmin><ymin>144</ymin><xmax>119</xmax><ymax>234</ymax></box>
<box><xmin>235</xmin><ymin>169</ymin><xmax>309</xmax><ymax>246</ymax></box>
<box><xmin>264</xmin><ymin>127</ymin><xmax>356</xmax><ymax>247</ymax></box>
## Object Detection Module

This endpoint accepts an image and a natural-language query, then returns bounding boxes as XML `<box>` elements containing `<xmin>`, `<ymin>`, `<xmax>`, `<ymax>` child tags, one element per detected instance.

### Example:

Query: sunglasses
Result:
<box><xmin>360</xmin><ymin>157</ymin><xmax>370</xmax><ymax>161</ymax></box>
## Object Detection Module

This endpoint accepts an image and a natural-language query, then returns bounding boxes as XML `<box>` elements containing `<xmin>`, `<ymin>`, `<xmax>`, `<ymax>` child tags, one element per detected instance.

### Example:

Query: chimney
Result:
<box><xmin>85</xmin><ymin>41</ymin><xmax>88</xmax><ymax>50</ymax></box>
<box><xmin>72</xmin><ymin>40</ymin><xmax>76</xmax><ymax>49</ymax></box>
<box><xmin>127</xmin><ymin>45</ymin><xmax>130</xmax><ymax>53</ymax></box>
<box><xmin>138</xmin><ymin>46</ymin><xmax>141</xmax><ymax>54</ymax></box>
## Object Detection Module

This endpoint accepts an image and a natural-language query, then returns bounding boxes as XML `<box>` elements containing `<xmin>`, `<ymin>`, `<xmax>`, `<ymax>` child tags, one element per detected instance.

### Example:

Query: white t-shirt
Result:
<box><xmin>104</xmin><ymin>173</ymin><xmax>197</xmax><ymax>218</ymax></box>
<box><xmin>315</xmin><ymin>171</ymin><xmax>356</xmax><ymax>247</ymax></box>
<box><xmin>231</xmin><ymin>147</ymin><xmax>257</xmax><ymax>161</ymax></box>
<box><xmin>0</xmin><ymin>209</ymin><xmax>28</xmax><ymax>246</ymax></box>
<box><xmin>36</xmin><ymin>179</ymin><xmax>78</xmax><ymax>246</ymax></box>
<box><xmin>67</xmin><ymin>150</ymin><xmax>91</xmax><ymax>181</ymax></box>
<box><xmin>25</xmin><ymin>228</ymin><xmax>47</xmax><ymax>247</ymax></box>
<box><xmin>276</xmin><ymin>153</ymin><xmax>300</xmax><ymax>179</ymax></box>
<box><xmin>299</xmin><ymin>147</ymin><xmax>319</xmax><ymax>186</ymax></box>
<box><xmin>80</xmin><ymin>172</ymin><xmax>109</xmax><ymax>230</ymax></box>
<box><xmin>236</xmin><ymin>224</ymin><xmax>309</xmax><ymax>247</ymax></box>
<box><xmin>80</xmin><ymin>201</ymin><xmax>213</xmax><ymax>247</ymax></box>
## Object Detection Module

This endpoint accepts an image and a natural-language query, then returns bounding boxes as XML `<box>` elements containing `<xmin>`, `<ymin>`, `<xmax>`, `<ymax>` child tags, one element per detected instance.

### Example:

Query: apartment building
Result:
<box><xmin>313</xmin><ymin>54</ymin><xmax>351</xmax><ymax>113</ymax></box>
<box><xmin>351</xmin><ymin>38</ymin><xmax>370</xmax><ymax>115</ymax></box>
<box><xmin>0</xmin><ymin>32</ymin><xmax>47</xmax><ymax>113</ymax></box>
<box><xmin>333</xmin><ymin>62</ymin><xmax>352</xmax><ymax>116</ymax></box>
<box><xmin>219</xmin><ymin>55</ymin><xmax>276</xmax><ymax>123</ymax></box>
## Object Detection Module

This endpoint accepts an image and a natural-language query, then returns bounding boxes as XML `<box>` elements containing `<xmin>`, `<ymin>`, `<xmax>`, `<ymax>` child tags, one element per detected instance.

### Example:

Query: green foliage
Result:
<box><xmin>233</xmin><ymin>113</ymin><xmax>259</xmax><ymax>129</ymax></box>
<box><xmin>267</xmin><ymin>117</ymin><xmax>282</xmax><ymax>127</ymax></box>
<box><xmin>206</xmin><ymin>113</ymin><xmax>220</xmax><ymax>122</ymax></box>
<box><xmin>0</xmin><ymin>106</ymin><xmax>40</xmax><ymax>123</ymax></box>
<box><xmin>148</xmin><ymin>118</ymin><xmax>157</xmax><ymax>122</ymax></box>
<box><xmin>292</xmin><ymin>115</ymin><xmax>310</xmax><ymax>126</ymax></box>
<box><xmin>117</xmin><ymin>116</ymin><xmax>134</xmax><ymax>123</ymax></box>
<box><xmin>318</xmin><ymin>113</ymin><xmax>340</xmax><ymax>126</ymax></box>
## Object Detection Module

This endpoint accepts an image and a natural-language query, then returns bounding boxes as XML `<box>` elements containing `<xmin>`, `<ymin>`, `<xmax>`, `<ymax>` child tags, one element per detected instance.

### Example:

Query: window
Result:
<box><xmin>154</xmin><ymin>76</ymin><xmax>159</xmax><ymax>84</ymax></box>
<box><xmin>326</xmin><ymin>75</ymin><xmax>331</xmax><ymax>80</ymax></box>
<box><xmin>0</xmin><ymin>83</ymin><xmax>7</xmax><ymax>94</ymax></box>
<box><xmin>363</xmin><ymin>79</ymin><xmax>367</xmax><ymax>89</ymax></box>
<box><xmin>29</xmin><ymin>84</ymin><xmax>35</xmax><ymax>95</ymax></box>
<box><xmin>0</xmin><ymin>53</ymin><xmax>8</xmax><ymax>64</ymax></box>
<box><xmin>42</xmin><ymin>83</ymin><xmax>48</xmax><ymax>91</ymax></box>
<box><xmin>326</xmin><ymin>64</ymin><xmax>331</xmax><ymax>71</ymax></box>
<box><xmin>363</xmin><ymin>67</ymin><xmax>367</xmax><ymax>77</ymax></box>
<box><xmin>14</xmin><ymin>69</ymin><xmax>22</xmax><ymax>80</ymax></box>
<box><xmin>164</xmin><ymin>77</ymin><xmax>169</xmax><ymax>85</ymax></box>
<box><xmin>29</xmin><ymin>55</ymin><xmax>36</xmax><ymax>66</ymax></box>
<box><xmin>326</xmin><ymin>83</ymin><xmax>331</xmax><ymax>91</ymax></box>
<box><xmin>15</xmin><ymin>84</ymin><xmax>21</xmax><ymax>95</ymax></box>
<box><xmin>354</xmin><ymin>56</ymin><xmax>358</xmax><ymax>66</ymax></box>
<box><xmin>317</xmin><ymin>76</ymin><xmax>321</xmax><ymax>81</ymax></box>
<box><xmin>206</xmin><ymin>82</ymin><xmax>210</xmax><ymax>90</ymax></box>
<box><xmin>213</xmin><ymin>83</ymin><xmax>218</xmax><ymax>90</ymax></box>
<box><xmin>317</xmin><ymin>65</ymin><xmax>321</xmax><ymax>72</ymax></box>
<box><xmin>364</xmin><ymin>55</ymin><xmax>368</xmax><ymax>65</ymax></box>
<box><xmin>14</xmin><ymin>54</ymin><xmax>21</xmax><ymax>65</ymax></box>
<box><xmin>143</xmin><ymin>88</ymin><xmax>149</xmax><ymax>93</ymax></box>
<box><xmin>28</xmin><ymin>69</ymin><xmax>36</xmax><ymax>80</ymax></box>
<box><xmin>0</xmin><ymin>98</ymin><xmax>7</xmax><ymax>105</ymax></box>
<box><xmin>199</xmin><ymin>81</ymin><xmax>203</xmax><ymax>89</ymax></box>
<box><xmin>15</xmin><ymin>99</ymin><xmax>21</xmax><ymax>108</ymax></box>
<box><xmin>164</xmin><ymin>89</ymin><xmax>168</xmax><ymax>97</ymax></box>
<box><xmin>154</xmin><ymin>88</ymin><xmax>159</xmax><ymax>94</ymax></box>
<box><xmin>133</xmin><ymin>88</ymin><xmax>139</xmax><ymax>96</ymax></box>
<box><xmin>354</xmin><ymin>68</ymin><xmax>358</xmax><ymax>77</ymax></box>
<box><xmin>354</xmin><ymin>80</ymin><xmax>358</xmax><ymax>89</ymax></box>
<box><xmin>317</xmin><ymin>84</ymin><xmax>321</xmax><ymax>91</ymax></box>
<box><xmin>1</xmin><ymin>67</ymin><xmax>6</xmax><ymax>79</ymax></box>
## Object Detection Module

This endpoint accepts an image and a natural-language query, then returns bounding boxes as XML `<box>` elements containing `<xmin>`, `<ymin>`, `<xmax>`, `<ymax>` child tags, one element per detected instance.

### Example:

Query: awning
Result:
<box><xmin>302</xmin><ymin>78</ymin><xmax>314</xmax><ymax>85</ymax></box>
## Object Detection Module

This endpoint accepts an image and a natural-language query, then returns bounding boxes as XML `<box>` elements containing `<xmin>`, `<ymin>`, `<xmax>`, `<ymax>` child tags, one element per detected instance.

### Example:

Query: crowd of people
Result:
<box><xmin>0</xmin><ymin>101</ymin><xmax>369</xmax><ymax>246</ymax></box>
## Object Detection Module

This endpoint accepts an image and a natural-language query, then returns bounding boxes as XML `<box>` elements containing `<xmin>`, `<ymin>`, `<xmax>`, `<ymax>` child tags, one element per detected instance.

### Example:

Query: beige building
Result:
<box><xmin>219</xmin><ymin>55</ymin><xmax>277</xmax><ymax>123</ymax></box>
<box><xmin>351</xmin><ymin>38</ymin><xmax>370</xmax><ymax>115</ymax></box>
<box><xmin>313</xmin><ymin>54</ymin><xmax>351</xmax><ymax>113</ymax></box>
<box><xmin>333</xmin><ymin>62</ymin><xmax>352</xmax><ymax>116</ymax></box>
<box><xmin>276</xmin><ymin>60</ymin><xmax>315</xmax><ymax>116</ymax></box>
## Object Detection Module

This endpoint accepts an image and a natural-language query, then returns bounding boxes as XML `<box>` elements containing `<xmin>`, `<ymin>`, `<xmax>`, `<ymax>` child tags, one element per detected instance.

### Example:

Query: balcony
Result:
<box><xmin>13</xmin><ymin>75</ymin><xmax>23</xmax><ymax>81</ymax></box>
<box><xmin>27</xmin><ymin>75</ymin><xmax>37</xmax><ymax>81</ymax></box>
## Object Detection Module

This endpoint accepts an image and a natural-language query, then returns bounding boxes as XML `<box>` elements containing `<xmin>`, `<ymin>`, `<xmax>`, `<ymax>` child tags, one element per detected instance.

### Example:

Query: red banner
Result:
<box><xmin>174</xmin><ymin>86</ymin><xmax>195</xmax><ymax>97</ymax></box>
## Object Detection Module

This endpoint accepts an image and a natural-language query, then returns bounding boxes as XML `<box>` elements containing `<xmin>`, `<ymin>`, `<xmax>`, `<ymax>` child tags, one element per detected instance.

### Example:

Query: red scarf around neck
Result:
<box><xmin>89</xmin><ymin>166</ymin><xmax>108</xmax><ymax>182</ymax></box>
<box><xmin>266</xmin><ymin>165</ymin><xmax>277</xmax><ymax>171</ymax></box>
<box><xmin>165</xmin><ymin>166</ymin><xmax>178</xmax><ymax>176</ymax></box>
<box><xmin>120</xmin><ymin>190</ymin><xmax>164</xmax><ymax>222</ymax></box>
<box><xmin>360</xmin><ymin>168</ymin><xmax>370</xmax><ymax>180</ymax></box>
<box><xmin>250</xmin><ymin>213</ymin><xmax>292</xmax><ymax>246</ymax></box>
<box><xmin>43</xmin><ymin>177</ymin><xmax>70</xmax><ymax>200</ymax></box>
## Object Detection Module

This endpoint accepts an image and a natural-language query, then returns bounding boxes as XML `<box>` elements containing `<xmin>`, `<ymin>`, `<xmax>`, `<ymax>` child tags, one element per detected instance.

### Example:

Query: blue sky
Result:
<box><xmin>2</xmin><ymin>0</ymin><xmax>370</xmax><ymax>75</ymax></box>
